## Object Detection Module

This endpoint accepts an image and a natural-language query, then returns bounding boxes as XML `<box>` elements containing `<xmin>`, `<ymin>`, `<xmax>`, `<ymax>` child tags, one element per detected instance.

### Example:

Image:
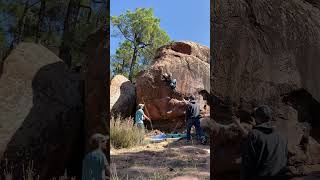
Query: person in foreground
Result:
<box><xmin>233</xmin><ymin>105</ymin><xmax>288</xmax><ymax>180</ymax></box>
<box><xmin>82</xmin><ymin>133</ymin><xmax>109</xmax><ymax>180</ymax></box>
<box><xmin>135</xmin><ymin>103</ymin><xmax>151</xmax><ymax>131</ymax></box>
<box><xmin>185</xmin><ymin>95</ymin><xmax>207</xmax><ymax>144</ymax></box>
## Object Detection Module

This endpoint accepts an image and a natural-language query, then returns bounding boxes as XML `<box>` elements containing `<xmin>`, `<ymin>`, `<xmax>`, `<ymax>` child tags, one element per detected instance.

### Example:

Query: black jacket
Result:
<box><xmin>241</xmin><ymin>122</ymin><xmax>288</xmax><ymax>180</ymax></box>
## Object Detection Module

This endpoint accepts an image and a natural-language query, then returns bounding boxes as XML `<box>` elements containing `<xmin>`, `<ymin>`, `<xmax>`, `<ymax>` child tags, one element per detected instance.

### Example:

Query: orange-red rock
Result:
<box><xmin>136</xmin><ymin>41</ymin><xmax>210</xmax><ymax>130</ymax></box>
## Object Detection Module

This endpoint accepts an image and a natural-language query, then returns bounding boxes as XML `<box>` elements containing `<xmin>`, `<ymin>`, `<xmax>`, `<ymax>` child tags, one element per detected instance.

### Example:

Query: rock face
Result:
<box><xmin>0</xmin><ymin>60</ymin><xmax>3</xmax><ymax>77</ymax></box>
<box><xmin>211</xmin><ymin>0</ymin><xmax>320</xmax><ymax>179</ymax></box>
<box><xmin>136</xmin><ymin>41</ymin><xmax>210</xmax><ymax>130</ymax></box>
<box><xmin>110</xmin><ymin>75</ymin><xmax>136</xmax><ymax>118</ymax></box>
<box><xmin>83</xmin><ymin>28</ymin><xmax>109</xmax><ymax>151</ymax></box>
<box><xmin>0</xmin><ymin>43</ymin><xmax>83</xmax><ymax>179</ymax></box>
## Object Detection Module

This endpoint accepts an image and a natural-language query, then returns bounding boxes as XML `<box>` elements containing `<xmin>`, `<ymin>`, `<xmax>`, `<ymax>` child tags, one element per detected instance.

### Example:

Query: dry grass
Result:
<box><xmin>110</xmin><ymin>116</ymin><xmax>144</xmax><ymax>149</ymax></box>
<box><xmin>110</xmin><ymin>162</ymin><xmax>171</xmax><ymax>180</ymax></box>
<box><xmin>110</xmin><ymin>138</ymin><xmax>210</xmax><ymax>180</ymax></box>
<box><xmin>3</xmin><ymin>159</ymin><xmax>75</xmax><ymax>180</ymax></box>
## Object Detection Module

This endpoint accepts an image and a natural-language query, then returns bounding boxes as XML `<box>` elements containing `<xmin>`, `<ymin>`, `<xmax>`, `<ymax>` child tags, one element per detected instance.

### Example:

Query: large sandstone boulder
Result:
<box><xmin>0</xmin><ymin>43</ymin><xmax>83</xmax><ymax>179</ymax></box>
<box><xmin>211</xmin><ymin>0</ymin><xmax>320</xmax><ymax>179</ymax></box>
<box><xmin>110</xmin><ymin>75</ymin><xmax>135</xmax><ymax>118</ymax></box>
<box><xmin>136</xmin><ymin>41</ymin><xmax>210</xmax><ymax>130</ymax></box>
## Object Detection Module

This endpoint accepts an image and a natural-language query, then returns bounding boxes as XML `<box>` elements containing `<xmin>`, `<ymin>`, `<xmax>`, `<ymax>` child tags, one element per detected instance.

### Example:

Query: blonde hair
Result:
<box><xmin>90</xmin><ymin>133</ymin><xmax>108</xmax><ymax>149</ymax></box>
<box><xmin>138</xmin><ymin>104</ymin><xmax>145</xmax><ymax>109</ymax></box>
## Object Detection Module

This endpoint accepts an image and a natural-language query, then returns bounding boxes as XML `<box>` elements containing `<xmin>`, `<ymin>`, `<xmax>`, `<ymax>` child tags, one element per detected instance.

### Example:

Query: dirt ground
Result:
<box><xmin>110</xmin><ymin>133</ymin><xmax>210</xmax><ymax>180</ymax></box>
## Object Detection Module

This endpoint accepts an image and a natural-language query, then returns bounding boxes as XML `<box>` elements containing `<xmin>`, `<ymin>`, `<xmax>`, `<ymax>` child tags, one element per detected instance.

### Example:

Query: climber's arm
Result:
<box><xmin>143</xmin><ymin>114</ymin><xmax>151</xmax><ymax>121</ymax></box>
<box><xmin>232</xmin><ymin>116</ymin><xmax>249</xmax><ymax>137</ymax></box>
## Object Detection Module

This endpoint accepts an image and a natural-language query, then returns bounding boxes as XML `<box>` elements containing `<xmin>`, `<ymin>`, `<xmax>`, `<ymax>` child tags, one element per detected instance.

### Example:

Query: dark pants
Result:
<box><xmin>186</xmin><ymin>118</ymin><xmax>205</xmax><ymax>140</ymax></box>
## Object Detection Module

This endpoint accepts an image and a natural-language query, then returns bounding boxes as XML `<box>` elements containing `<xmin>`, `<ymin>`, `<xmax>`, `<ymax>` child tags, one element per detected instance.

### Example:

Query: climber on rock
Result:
<box><xmin>185</xmin><ymin>95</ymin><xmax>207</xmax><ymax>145</ymax></box>
<box><xmin>168</xmin><ymin>73</ymin><xmax>177</xmax><ymax>90</ymax></box>
<box><xmin>233</xmin><ymin>105</ymin><xmax>288</xmax><ymax>180</ymax></box>
<box><xmin>135</xmin><ymin>104</ymin><xmax>151</xmax><ymax>132</ymax></box>
<box><xmin>162</xmin><ymin>72</ymin><xmax>169</xmax><ymax>81</ymax></box>
<box><xmin>162</xmin><ymin>72</ymin><xmax>177</xmax><ymax>91</ymax></box>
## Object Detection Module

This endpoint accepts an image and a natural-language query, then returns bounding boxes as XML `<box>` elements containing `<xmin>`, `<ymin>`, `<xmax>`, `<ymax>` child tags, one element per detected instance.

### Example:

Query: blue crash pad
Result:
<box><xmin>150</xmin><ymin>133</ymin><xmax>186</xmax><ymax>142</ymax></box>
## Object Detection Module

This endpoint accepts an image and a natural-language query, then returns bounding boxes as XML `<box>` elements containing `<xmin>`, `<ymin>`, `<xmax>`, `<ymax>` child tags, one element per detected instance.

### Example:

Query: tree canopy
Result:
<box><xmin>0</xmin><ymin>0</ymin><xmax>106</xmax><ymax>67</ymax></box>
<box><xmin>111</xmin><ymin>8</ymin><xmax>170</xmax><ymax>81</ymax></box>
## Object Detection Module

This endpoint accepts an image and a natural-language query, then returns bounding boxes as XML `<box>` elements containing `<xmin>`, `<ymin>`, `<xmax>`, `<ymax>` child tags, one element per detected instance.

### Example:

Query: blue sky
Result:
<box><xmin>110</xmin><ymin>0</ymin><xmax>210</xmax><ymax>56</ymax></box>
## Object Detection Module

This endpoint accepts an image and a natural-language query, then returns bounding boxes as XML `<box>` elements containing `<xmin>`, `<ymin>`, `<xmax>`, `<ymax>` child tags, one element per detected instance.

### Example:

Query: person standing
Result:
<box><xmin>82</xmin><ymin>133</ymin><xmax>109</xmax><ymax>180</ymax></box>
<box><xmin>185</xmin><ymin>95</ymin><xmax>206</xmax><ymax>144</ymax></box>
<box><xmin>135</xmin><ymin>104</ymin><xmax>151</xmax><ymax>131</ymax></box>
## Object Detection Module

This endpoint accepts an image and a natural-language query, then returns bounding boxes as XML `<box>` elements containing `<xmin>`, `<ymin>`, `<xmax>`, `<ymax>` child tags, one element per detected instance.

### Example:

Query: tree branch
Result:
<box><xmin>116</xmin><ymin>24</ymin><xmax>134</xmax><ymax>43</ymax></box>
<box><xmin>92</xmin><ymin>0</ymin><xmax>106</xmax><ymax>3</ymax></box>
<box><xmin>27</xmin><ymin>0</ymin><xmax>41</xmax><ymax>9</ymax></box>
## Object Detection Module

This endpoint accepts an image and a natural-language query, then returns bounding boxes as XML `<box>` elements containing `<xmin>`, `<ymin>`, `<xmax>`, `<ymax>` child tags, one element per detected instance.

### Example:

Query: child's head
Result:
<box><xmin>90</xmin><ymin>133</ymin><xmax>108</xmax><ymax>150</ymax></box>
<box><xmin>138</xmin><ymin>103</ymin><xmax>145</xmax><ymax>110</ymax></box>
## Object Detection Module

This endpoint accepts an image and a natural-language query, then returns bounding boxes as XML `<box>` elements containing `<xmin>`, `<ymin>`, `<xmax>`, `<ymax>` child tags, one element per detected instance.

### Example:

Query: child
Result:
<box><xmin>82</xmin><ymin>133</ymin><xmax>109</xmax><ymax>180</ymax></box>
<box><xmin>135</xmin><ymin>104</ymin><xmax>151</xmax><ymax>131</ymax></box>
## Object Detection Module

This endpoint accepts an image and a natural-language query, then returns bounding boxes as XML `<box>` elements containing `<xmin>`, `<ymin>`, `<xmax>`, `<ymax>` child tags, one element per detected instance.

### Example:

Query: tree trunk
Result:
<box><xmin>121</xmin><ymin>58</ymin><xmax>126</xmax><ymax>73</ymax></box>
<box><xmin>45</xmin><ymin>17</ymin><xmax>52</xmax><ymax>45</ymax></box>
<box><xmin>35</xmin><ymin>0</ymin><xmax>46</xmax><ymax>43</ymax></box>
<box><xmin>15</xmin><ymin>0</ymin><xmax>30</xmax><ymax>44</ymax></box>
<box><xmin>128</xmin><ymin>46</ymin><xmax>138</xmax><ymax>81</ymax></box>
<box><xmin>59</xmin><ymin>0</ymin><xmax>81</xmax><ymax>68</ymax></box>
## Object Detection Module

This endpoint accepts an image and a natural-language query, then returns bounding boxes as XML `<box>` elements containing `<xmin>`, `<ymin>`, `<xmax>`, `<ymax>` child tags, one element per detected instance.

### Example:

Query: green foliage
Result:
<box><xmin>111</xmin><ymin>8</ymin><xmax>170</xmax><ymax>80</ymax></box>
<box><xmin>0</xmin><ymin>0</ymin><xmax>105</xmax><ymax>65</ymax></box>
<box><xmin>111</xmin><ymin>40</ymin><xmax>132</xmax><ymax>77</ymax></box>
<box><xmin>110</xmin><ymin>116</ymin><xmax>145</xmax><ymax>149</ymax></box>
<box><xmin>72</xmin><ymin>9</ymin><xmax>103</xmax><ymax>66</ymax></box>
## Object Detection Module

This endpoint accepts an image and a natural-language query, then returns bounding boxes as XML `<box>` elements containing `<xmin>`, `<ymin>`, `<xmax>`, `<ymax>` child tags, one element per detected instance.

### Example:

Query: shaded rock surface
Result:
<box><xmin>211</xmin><ymin>0</ymin><xmax>320</xmax><ymax>179</ymax></box>
<box><xmin>136</xmin><ymin>41</ymin><xmax>210</xmax><ymax>130</ymax></box>
<box><xmin>110</xmin><ymin>75</ymin><xmax>135</xmax><ymax>118</ymax></box>
<box><xmin>83</xmin><ymin>28</ymin><xmax>109</xmax><ymax>155</ymax></box>
<box><xmin>0</xmin><ymin>43</ymin><xmax>83</xmax><ymax>179</ymax></box>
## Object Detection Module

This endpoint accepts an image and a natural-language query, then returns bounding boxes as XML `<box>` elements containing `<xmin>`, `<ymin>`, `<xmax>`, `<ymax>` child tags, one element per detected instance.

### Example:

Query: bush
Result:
<box><xmin>110</xmin><ymin>116</ymin><xmax>145</xmax><ymax>149</ymax></box>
